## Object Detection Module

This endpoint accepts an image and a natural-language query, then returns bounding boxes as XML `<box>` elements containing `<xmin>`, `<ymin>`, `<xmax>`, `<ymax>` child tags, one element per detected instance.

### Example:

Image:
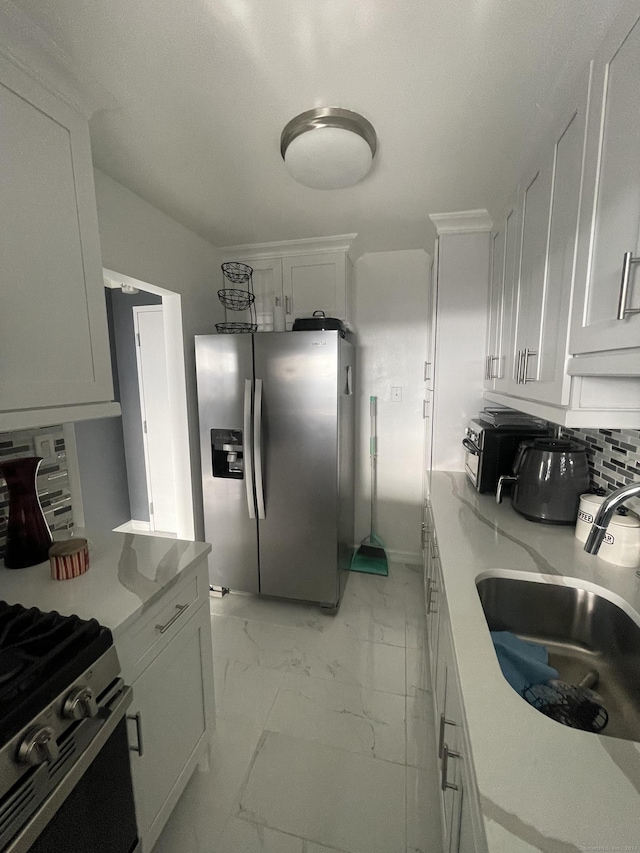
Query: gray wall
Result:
<box><xmin>110</xmin><ymin>288</ymin><xmax>162</xmax><ymax>521</ymax></box>
<box><xmin>94</xmin><ymin>169</ymin><xmax>223</xmax><ymax>540</ymax></box>
<box><xmin>74</xmin><ymin>416</ymin><xmax>131</xmax><ymax>530</ymax></box>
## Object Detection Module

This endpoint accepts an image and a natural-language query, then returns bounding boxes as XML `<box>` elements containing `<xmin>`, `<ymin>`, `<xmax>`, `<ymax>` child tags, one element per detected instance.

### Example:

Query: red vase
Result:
<box><xmin>0</xmin><ymin>457</ymin><xmax>53</xmax><ymax>569</ymax></box>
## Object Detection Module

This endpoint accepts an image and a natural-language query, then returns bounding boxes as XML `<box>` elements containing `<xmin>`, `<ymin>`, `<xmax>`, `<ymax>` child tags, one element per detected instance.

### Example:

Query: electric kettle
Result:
<box><xmin>496</xmin><ymin>438</ymin><xmax>590</xmax><ymax>524</ymax></box>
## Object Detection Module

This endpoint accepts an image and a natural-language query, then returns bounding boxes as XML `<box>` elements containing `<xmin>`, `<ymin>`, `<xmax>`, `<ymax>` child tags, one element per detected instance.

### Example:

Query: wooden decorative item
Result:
<box><xmin>49</xmin><ymin>538</ymin><xmax>89</xmax><ymax>580</ymax></box>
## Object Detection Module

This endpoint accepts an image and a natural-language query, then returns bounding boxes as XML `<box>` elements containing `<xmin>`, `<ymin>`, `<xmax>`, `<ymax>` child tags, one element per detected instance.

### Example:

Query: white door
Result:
<box><xmin>134</xmin><ymin>306</ymin><xmax>177</xmax><ymax>533</ymax></box>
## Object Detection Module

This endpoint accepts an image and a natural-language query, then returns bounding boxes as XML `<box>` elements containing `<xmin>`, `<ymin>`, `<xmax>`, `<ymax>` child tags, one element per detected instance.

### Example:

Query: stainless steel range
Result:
<box><xmin>0</xmin><ymin>601</ymin><xmax>139</xmax><ymax>853</ymax></box>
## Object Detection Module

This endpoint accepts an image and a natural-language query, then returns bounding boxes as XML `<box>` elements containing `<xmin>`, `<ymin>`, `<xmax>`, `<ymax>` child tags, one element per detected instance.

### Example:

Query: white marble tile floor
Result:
<box><xmin>152</xmin><ymin>562</ymin><xmax>443</xmax><ymax>853</ymax></box>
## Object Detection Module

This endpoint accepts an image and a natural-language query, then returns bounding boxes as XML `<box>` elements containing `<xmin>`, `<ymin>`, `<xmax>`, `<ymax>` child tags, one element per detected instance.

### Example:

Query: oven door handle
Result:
<box><xmin>5</xmin><ymin>685</ymin><xmax>134</xmax><ymax>853</ymax></box>
<box><xmin>462</xmin><ymin>438</ymin><xmax>479</xmax><ymax>455</ymax></box>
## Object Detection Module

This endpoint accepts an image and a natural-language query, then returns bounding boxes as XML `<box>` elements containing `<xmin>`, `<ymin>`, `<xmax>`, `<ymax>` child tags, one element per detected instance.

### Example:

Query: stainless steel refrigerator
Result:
<box><xmin>195</xmin><ymin>331</ymin><xmax>355</xmax><ymax>607</ymax></box>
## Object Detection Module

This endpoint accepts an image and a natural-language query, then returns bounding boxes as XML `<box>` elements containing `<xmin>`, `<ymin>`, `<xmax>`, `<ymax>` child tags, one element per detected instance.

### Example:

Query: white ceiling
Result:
<box><xmin>11</xmin><ymin>0</ymin><xmax>629</xmax><ymax>254</ymax></box>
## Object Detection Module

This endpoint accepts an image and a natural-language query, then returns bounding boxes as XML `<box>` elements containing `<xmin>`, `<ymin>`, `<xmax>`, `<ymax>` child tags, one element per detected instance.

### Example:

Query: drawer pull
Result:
<box><xmin>617</xmin><ymin>252</ymin><xmax>640</xmax><ymax>320</ymax></box>
<box><xmin>127</xmin><ymin>712</ymin><xmax>144</xmax><ymax>756</ymax></box>
<box><xmin>155</xmin><ymin>603</ymin><xmax>189</xmax><ymax>634</ymax></box>
<box><xmin>441</xmin><ymin>742</ymin><xmax>461</xmax><ymax>792</ymax></box>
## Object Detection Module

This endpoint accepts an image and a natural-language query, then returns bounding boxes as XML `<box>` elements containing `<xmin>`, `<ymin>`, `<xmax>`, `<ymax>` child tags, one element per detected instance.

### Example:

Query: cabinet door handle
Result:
<box><xmin>617</xmin><ymin>252</ymin><xmax>640</xmax><ymax>320</ymax></box>
<box><xmin>424</xmin><ymin>361</ymin><xmax>432</xmax><ymax>382</ymax></box>
<box><xmin>438</xmin><ymin>712</ymin><xmax>456</xmax><ymax>759</ymax></box>
<box><xmin>522</xmin><ymin>348</ymin><xmax>538</xmax><ymax>383</ymax></box>
<box><xmin>127</xmin><ymin>712</ymin><xmax>144</xmax><ymax>756</ymax></box>
<box><xmin>488</xmin><ymin>355</ymin><xmax>499</xmax><ymax>379</ymax></box>
<box><xmin>441</xmin><ymin>743</ymin><xmax>461</xmax><ymax>792</ymax></box>
<box><xmin>285</xmin><ymin>295</ymin><xmax>292</xmax><ymax>315</ymax></box>
<box><xmin>155</xmin><ymin>603</ymin><xmax>189</xmax><ymax>634</ymax></box>
<box><xmin>514</xmin><ymin>349</ymin><xmax>522</xmax><ymax>382</ymax></box>
<box><xmin>423</xmin><ymin>399</ymin><xmax>429</xmax><ymax>419</ymax></box>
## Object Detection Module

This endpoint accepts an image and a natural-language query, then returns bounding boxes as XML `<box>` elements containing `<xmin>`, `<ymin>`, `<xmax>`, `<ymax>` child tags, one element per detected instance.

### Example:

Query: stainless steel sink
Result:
<box><xmin>476</xmin><ymin>575</ymin><xmax>640</xmax><ymax>741</ymax></box>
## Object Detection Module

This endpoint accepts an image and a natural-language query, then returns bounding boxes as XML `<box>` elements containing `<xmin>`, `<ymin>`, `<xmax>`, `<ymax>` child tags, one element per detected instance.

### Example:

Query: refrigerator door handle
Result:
<box><xmin>243</xmin><ymin>379</ymin><xmax>256</xmax><ymax>519</ymax></box>
<box><xmin>254</xmin><ymin>378</ymin><xmax>266</xmax><ymax>520</ymax></box>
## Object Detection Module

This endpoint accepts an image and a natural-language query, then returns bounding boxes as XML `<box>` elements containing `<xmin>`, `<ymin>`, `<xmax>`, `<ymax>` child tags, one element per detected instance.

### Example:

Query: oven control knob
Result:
<box><xmin>63</xmin><ymin>686</ymin><xmax>98</xmax><ymax>720</ymax></box>
<box><xmin>17</xmin><ymin>726</ymin><xmax>60</xmax><ymax>766</ymax></box>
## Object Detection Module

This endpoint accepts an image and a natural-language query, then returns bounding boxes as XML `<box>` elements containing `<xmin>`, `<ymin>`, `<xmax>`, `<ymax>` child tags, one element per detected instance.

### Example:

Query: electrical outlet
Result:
<box><xmin>34</xmin><ymin>433</ymin><xmax>55</xmax><ymax>459</ymax></box>
<box><xmin>391</xmin><ymin>386</ymin><xmax>402</xmax><ymax>402</ymax></box>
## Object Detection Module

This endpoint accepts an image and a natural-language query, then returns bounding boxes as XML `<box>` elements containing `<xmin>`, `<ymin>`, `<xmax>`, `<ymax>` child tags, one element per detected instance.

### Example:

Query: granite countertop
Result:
<box><xmin>430</xmin><ymin>471</ymin><xmax>640</xmax><ymax>853</ymax></box>
<box><xmin>0</xmin><ymin>528</ymin><xmax>211</xmax><ymax>637</ymax></box>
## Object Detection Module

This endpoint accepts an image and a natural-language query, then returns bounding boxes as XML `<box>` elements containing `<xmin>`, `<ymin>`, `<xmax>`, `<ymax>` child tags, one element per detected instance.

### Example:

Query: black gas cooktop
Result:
<box><xmin>0</xmin><ymin>601</ymin><xmax>113</xmax><ymax>745</ymax></box>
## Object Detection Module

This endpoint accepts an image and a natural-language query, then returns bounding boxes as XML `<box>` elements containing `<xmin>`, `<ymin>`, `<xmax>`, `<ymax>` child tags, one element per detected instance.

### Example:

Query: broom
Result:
<box><xmin>351</xmin><ymin>396</ymin><xmax>388</xmax><ymax>575</ymax></box>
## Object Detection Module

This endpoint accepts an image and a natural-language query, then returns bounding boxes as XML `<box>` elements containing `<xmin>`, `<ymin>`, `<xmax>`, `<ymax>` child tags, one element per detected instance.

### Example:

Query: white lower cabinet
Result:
<box><xmin>425</xmin><ymin>524</ymin><xmax>486</xmax><ymax>853</ymax></box>
<box><xmin>116</xmin><ymin>563</ymin><xmax>214</xmax><ymax>852</ymax></box>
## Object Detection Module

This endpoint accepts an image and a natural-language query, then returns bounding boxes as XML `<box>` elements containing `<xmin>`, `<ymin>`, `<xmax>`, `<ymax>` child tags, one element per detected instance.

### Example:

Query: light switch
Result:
<box><xmin>391</xmin><ymin>386</ymin><xmax>402</xmax><ymax>402</ymax></box>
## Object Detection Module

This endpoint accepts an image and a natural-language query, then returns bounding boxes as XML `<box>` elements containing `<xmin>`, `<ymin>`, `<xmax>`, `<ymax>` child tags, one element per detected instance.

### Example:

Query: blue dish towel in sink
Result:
<box><xmin>491</xmin><ymin>631</ymin><xmax>559</xmax><ymax>695</ymax></box>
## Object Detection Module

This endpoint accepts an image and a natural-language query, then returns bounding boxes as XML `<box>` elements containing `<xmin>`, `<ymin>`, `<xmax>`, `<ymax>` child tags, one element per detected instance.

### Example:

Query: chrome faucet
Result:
<box><xmin>584</xmin><ymin>481</ymin><xmax>640</xmax><ymax>554</ymax></box>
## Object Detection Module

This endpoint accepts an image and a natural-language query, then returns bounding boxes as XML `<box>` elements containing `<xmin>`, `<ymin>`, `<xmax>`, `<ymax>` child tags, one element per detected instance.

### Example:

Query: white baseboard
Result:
<box><xmin>386</xmin><ymin>549</ymin><xmax>421</xmax><ymax>565</ymax></box>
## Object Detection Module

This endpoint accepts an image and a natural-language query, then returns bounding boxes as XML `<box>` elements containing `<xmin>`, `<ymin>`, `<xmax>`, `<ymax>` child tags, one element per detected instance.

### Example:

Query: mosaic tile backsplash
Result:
<box><xmin>0</xmin><ymin>426</ymin><xmax>74</xmax><ymax>562</ymax></box>
<box><xmin>560</xmin><ymin>427</ymin><xmax>640</xmax><ymax>492</ymax></box>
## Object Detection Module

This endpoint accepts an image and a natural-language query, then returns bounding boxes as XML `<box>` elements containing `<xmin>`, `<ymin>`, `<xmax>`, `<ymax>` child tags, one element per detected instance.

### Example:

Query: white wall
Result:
<box><xmin>432</xmin><ymin>232</ymin><xmax>491</xmax><ymax>471</ymax></box>
<box><xmin>353</xmin><ymin>250</ymin><xmax>430</xmax><ymax>563</ymax></box>
<box><xmin>93</xmin><ymin>169</ymin><xmax>223</xmax><ymax>539</ymax></box>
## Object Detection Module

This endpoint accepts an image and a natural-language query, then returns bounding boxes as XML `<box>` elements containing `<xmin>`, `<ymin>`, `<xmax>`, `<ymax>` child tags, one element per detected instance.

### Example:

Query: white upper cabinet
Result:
<box><xmin>570</xmin><ymin>11</ymin><xmax>640</xmax><ymax>356</ymax></box>
<box><xmin>484</xmin><ymin>228</ymin><xmax>504</xmax><ymax>390</ymax></box>
<box><xmin>223</xmin><ymin>257</ymin><xmax>284</xmax><ymax>332</ymax></box>
<box><xmin>512</xmin><ymin>73</ymin><xmax>589</xmax><ymax>404</ymax></box>
<box><xmin>513</xmin><ymin>163</ymin><xmax>554</xmax><ymax>385</ymax></box>
<box><xmin>282</xmin><ymin>251</ymin><xmax>348</xmax><ymax>323</ymax></box>
<box><xmin>219</xmin><ymin>236</ymin><xmax>355</xmax><ymax>332</ymax></box>
<box><xmin>485</xmin><ymin>200</ymin><xmax>518</xmax><ymax>395</ymax></box>
<box><xmin>495</xmin><ymin>203</ymin><xmax>519</xmax><ymax>394</ymax></box>
<box><xmin>0</xmin><ymin>55</ymin><xmax>116</xmax><ymax>428</ymax></box>
<box><xmin>484</xmin><ymin>43</ymin><xmax>640</xmax><ymax>425</ymax></box>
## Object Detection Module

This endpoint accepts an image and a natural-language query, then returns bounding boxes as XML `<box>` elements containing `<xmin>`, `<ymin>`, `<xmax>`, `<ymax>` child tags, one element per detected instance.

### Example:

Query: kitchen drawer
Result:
<box><xmin>117</xmin><ymin>566</ymin><xmax>207</xmax><ymax>682</ymax></box>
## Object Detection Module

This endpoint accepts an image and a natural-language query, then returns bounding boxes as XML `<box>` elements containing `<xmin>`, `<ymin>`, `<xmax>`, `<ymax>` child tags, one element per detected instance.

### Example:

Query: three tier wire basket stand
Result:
<box><xmin>216</xmin><ymin>262</ymin><xmax>258</xmax><ymax>334</ymax></box>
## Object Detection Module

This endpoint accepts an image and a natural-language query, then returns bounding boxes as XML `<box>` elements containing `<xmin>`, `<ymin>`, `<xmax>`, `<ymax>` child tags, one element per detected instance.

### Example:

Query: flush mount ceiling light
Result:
<box><xmin>280</xmin><ymin>107</ymin><xmax>377</xmax><ymax>190</ymax></box>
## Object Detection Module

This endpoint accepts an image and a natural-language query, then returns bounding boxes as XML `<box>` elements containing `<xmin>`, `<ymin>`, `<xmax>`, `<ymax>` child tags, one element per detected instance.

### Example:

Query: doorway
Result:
<box><xmin>133</xmin><ymin>305</ymin><xmax>177</xmax><ymax>534</ymax></box>
<box><xmin>103</xmin><ymin>269</ymin><xmax>195</xmax><ymax>540</ymax></box>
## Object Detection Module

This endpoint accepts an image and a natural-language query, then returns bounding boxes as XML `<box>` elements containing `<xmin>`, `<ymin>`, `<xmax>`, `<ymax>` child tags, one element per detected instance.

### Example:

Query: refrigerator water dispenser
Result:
<box><xmin>211</xmin><ymin>429</ymin><xmax>244</xmax><ymax>479</ymax></box>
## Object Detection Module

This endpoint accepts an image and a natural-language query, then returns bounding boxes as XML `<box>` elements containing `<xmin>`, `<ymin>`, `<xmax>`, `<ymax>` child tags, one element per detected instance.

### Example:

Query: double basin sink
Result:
<box><xmin>476</xmin><ymin>575</ymin><xmax>640</xmax><ymax>742</ymax></box>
